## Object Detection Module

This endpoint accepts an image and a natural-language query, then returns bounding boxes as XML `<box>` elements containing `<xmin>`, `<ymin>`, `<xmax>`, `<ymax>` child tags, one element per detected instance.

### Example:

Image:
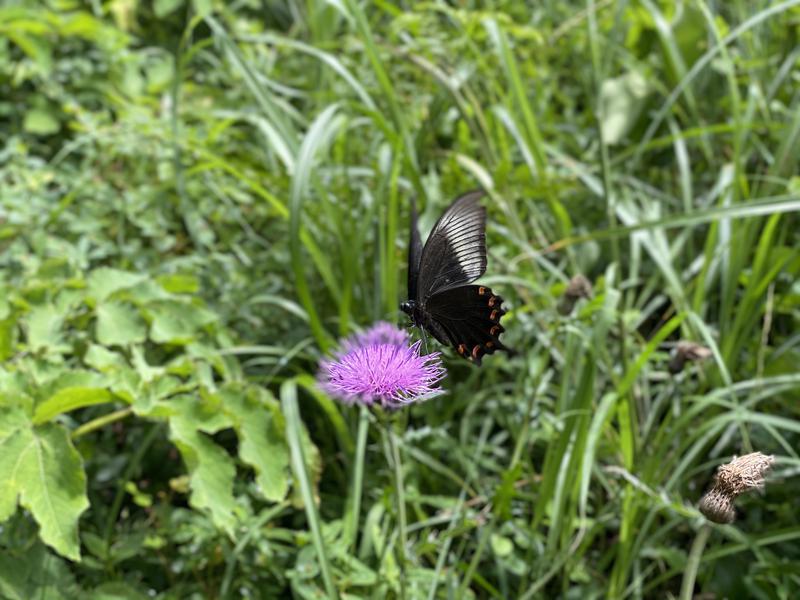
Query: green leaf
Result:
<box><xmin>147</xmin><ymin>300</ymin><xmax>216</xmax><ymax>344</ymax></box>
<box><xmin>26</xmin><ymin>305</ymin><xmax>64</xmax><ymax>352</ymax></box>
<box><xmin>168</xmin><ymin>396</ymin><xmax>238</xmax><ymax>534</ymax></box>
<box><xmin>0</xmin><ymin>317</ymin><xmax>16</xmax><ymax>361</ymax></box>
<box><xmin>221</xmin><ymin>385</ymin><xmax>289</xmax><ymax>502</ymax></box>
<box><xmin>599</xmin><ymin>71</ymin><xmax>650</xmax><ymax>145</ymax></box>
<box><xmin>156</xmin><ymin>273</ymin><xmax>199</xmax><ymax>294</ymax></box>
<box><xmin>84</xmin><ymin>344</ymin><xmax>128</xmax><ymax>372</ymax></box>
<box><xmin>23</xmin><ymin>107</ymin><xmax>59</xmax><ymax>135</ymax></box>
<box><xmin>490</xmin><ymin>534</ymin><xmax>514</xmax><ymax>558</ymax></box>
<box><xmin>95</xmin><ymin>301</ymin><xmax>146</xmax><ymax>346</ymax></box>
<box><xmin>86</xmin><ymin>268</ymin><xmax>146</xmax><ymax>303</ymax></box>
<box><xmin>91</xmin><ymin>581</ymin><xmax>150</xmax><ymax>600</ymax></box>
<box><xmin>33</xmin><ymin>387</ymin><xmax>112</xmax><ymax>425</ymax></box>
<box><xmin>0</xmin><ymin>407</ymin><xmax>89</xmax><ymax>560</ymax></box>
<box><xmin>154</xmin><ymin>0</ymin><xmax>183</xmax><ymax>18</ymax></box>
<box><xmin>0</xmin><ymin>542</ymin><xmax>80</xmax><ymax>599</ymax></box>
<box><xmin>192</xmin><ymin>0</ymin><xmax>212</xmax><ymax>18</ymax></box>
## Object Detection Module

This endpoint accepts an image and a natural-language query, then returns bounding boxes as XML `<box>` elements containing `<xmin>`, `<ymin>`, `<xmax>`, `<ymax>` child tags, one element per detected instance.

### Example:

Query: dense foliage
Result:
<box><xmin>1</xmin><ymin>1</ymin><xmax>799</xmax><ymax>598</ymax></box>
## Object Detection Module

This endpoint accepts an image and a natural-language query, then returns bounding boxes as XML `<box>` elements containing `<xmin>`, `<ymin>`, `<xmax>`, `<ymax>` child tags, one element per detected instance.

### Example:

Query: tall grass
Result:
<box><xmin>3</xmin><ymin>0</ymin><xmax>798</xmax><ymax>597</ymax></box>
<box><xmin>201</xmin><ymin>1</ymin><xmax>800</xmax><ymax>596</ymax></box>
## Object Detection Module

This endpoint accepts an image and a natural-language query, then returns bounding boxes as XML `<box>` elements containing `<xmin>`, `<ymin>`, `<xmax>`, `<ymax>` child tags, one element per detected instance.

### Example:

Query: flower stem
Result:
<box><xmin>680</xmin><ymin>523</ymin><xmax>712</xmax><ymax>600</ymax></box>
<box><xmin>347</xmin><ymin>405</ymin><xmax>370</xmax><ymax>551</ymax></box>
<box><xmin>386</xmin><ymin>421</ymin><xmax>408</xmax><ymax>599</ymax></box>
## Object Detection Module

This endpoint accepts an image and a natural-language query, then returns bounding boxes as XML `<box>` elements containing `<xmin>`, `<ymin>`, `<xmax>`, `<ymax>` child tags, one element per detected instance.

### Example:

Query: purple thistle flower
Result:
<box><xmin>342</xmin><ymin>321</ymin><xmax>410</xmax><ymax>350</ymax></box>
<box><xmin>318</xmin><ymin>322</ymin><xmax>445</xmax><ymax>410</ymax></box>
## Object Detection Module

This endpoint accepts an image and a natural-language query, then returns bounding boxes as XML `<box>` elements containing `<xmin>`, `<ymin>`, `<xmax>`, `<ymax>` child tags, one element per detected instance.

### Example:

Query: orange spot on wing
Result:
<box><xmin>478</xmin><ymin>286</ymin><xmax>487</xmax><ymax>296</ymax></box>
<box><xmin>471</xmin><ymin>345</ymin><xmax>482</xmax><ymax>360</ymax></box>
<box><xmin>490</xmin><ymin>310</ymin><xmax>499</xmax><ymax>321</ymax></box>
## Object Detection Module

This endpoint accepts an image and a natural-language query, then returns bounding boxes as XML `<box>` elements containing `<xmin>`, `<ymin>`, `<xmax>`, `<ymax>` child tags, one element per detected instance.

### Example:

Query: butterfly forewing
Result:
<box><xmin>407</xmin><ymin>196</ymin><xmax>423</xmax><ymax>302</ymax></box>
<box><xmin>415</xmin><ymin>190</ymin><xmax>487</xmax><ymax>302</ymax></box>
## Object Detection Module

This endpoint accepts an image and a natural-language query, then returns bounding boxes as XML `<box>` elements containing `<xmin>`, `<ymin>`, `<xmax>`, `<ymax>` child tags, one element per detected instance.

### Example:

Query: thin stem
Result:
<box><xmin>347</xmin><ymin>406</ymin><xmax>370</xmax><ymax>551</ymax></box>
<box><xmin>386</xmin><ymin>422</ymin><xmax>408</xmax><ymax>600</ymax></box>
<box><xmin>680</xmin><ymin>523</ymin><xmax>712</xmax><ymax>600</ymax></box>
<box><xmin>72</xmin><ymin>407</ymin><xmax>133</xmax><ymax>439</ymax></box>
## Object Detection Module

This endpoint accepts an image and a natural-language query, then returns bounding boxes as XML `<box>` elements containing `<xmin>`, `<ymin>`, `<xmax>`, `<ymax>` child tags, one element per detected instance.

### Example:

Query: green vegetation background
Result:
<box><xmin>1</xmin><ymin>1</ymin><xmax>799</xmax><ymax>598</ymax></box>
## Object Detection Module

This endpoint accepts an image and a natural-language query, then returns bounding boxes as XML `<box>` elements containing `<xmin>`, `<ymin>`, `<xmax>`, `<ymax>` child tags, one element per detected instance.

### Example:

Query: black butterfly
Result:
<box><xmin>400</xmin><ymin>190</ymin><xmax>512</xmax><ymax>365</ymax></box>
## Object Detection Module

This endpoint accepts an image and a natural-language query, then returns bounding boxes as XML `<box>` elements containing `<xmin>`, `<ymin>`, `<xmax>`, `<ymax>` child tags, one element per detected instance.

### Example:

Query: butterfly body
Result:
<box><xmin>401</xmin><ymin>190</ymin><xmax>511</xmax><ymax>365</ymax></box>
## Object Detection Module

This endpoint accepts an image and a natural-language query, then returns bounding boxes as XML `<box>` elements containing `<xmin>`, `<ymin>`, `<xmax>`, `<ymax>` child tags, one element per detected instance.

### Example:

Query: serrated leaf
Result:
<box><xmin>0</xmin><ymin>542</ymin><xmax>80</xmax><ymax>600</ymax></box>
<box><xmin>168</xmin><ymin>396</ymin><xmax>237</xmax><ymax>534</ymax></box>
<box><xmin>95</xmin><ymin>301</ymin><xmax>146</xmax><ymax>346</ymax></box>
<box><xmin>33</xmin><ymin>387</ymin><xmax>112</xmax><ymax>425</ymax></box>
<box><xmin>220</xmin><ymin>385</ymin><xmax>289</xmax><ymax>502</ymax></box>
<box><xmin>0</xmin><ymin>407</ymin><xmax>89</xmax><ymax>560</ymax></box>
<box><xmin>84</xmin><ymin>344</ymin><xmax>128</xmax><ymax>372</ymax></box>
<box><xmin>147</xmin><ymin>300</ymin><xmax>216</xmax><ymax>344</ymax></box>
<box><xmin>86</xmin><ymin>268</ymin><xmax>146</xmax><ymax>303</ymax></box>
<box><xmin>26</xmin><ymin>305</ymin><xmax>64</xmax><ymax>352</ymax></box>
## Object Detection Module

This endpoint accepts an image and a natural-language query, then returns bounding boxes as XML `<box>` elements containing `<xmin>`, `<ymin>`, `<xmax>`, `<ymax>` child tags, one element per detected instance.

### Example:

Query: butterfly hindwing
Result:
<box><xmin>424</xmin><ymin>285</ymin><xmax>508</xmax><ymax>365</ymax></box>
<box><xmin>415</xmin><ymin>190</ymin><xmax>487</xmax><ymax>302</ymax></box>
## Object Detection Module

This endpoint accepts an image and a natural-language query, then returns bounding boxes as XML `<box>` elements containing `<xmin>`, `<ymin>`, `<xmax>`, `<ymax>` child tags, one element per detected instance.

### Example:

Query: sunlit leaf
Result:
<box><xmin>95</xmin><ymin>301</ymin><xmax>146</xmax><ymax>346</ymax></box>
<box><xmin>0</xmin><ymin>408</ymin><xmax>89</xmax><ymax>560</ymax></box>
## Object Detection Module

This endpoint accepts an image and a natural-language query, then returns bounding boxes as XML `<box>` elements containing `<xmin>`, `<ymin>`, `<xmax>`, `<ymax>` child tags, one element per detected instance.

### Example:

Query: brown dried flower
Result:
<box><xmin>557</xmin><ymin>274</ymin><xmax>593</xmax><ymax>315</ymax></box>
<box><xmin>698</xmin><ymin>452</ymin><xmax>774</xmax><ymax>524</ymax></box>
<box><xmin>668</xmin><ymin>341</ymin><xmax>713</xmax><ymax>374</ymax></box>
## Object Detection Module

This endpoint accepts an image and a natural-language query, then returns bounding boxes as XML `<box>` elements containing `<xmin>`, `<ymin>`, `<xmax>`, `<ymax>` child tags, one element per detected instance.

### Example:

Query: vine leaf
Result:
<box><xmin>167</xmin><ymin>395</ymin><xmax>238</xmax><ymax>535</ymax></box>
<box><xmin>0</xmin><ymin>408</ymin><xmax>89</xmax><ymax>561</ymax></box>
<box><xmin>220</xmin><ymin>385</ymin><xmax>290</xmax><ymax>503</ymax></box>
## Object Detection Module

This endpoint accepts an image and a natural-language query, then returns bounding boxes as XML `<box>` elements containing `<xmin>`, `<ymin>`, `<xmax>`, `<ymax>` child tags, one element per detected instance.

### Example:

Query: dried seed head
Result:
<box><xmin>557</xmin><ymin>275</ymin><xmax>593</xmax><ymax>315</ymax></box>
<box><xmin>715</xmin><ymin>452</ymin><xmax>774</xmax><ymax>496</ymax></box>
<box><xmin>698</xmin><ymin>488</ymin><xmax>736</xmax><ymax>524</ymax></box>
<box><xmin>668</xmin><ymin>341</ymin><xmax>713</xmax><ymax>374</ymax></box>
<box><xmin>698</xmin><ymin>452</ymin><xmax>774</xmax><ymax>524</ymax></box>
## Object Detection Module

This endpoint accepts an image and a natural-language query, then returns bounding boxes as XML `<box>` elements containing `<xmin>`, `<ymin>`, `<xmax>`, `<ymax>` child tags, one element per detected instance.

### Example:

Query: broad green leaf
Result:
<box><xmin>0</xmin><ymin>542</ymin><xmax>80</xmax><ymax>599</ymax></box>
<box><xmin>156</xmin><ymin>273</ymin><xmax>199</xmax><ymax>294</ymax></box>
<box><xmin>91</xmin><ymin>581</ymin><xmax>150</xmax><ymax>600</ymax></box>
<box><xmin>26</xmin><ymin>305</ymin><xmax>64</xmax><ymax>352</ymax></box>
<box><xmin>86</xmin><ymin>268</ymin><xmax>146</xmax><ymax>303</ymax></box>
<box><xmin>220</xmin><ymin>385</ymin><xmax>289</xmax><ymax>502</ymax></box>
<box><xmin>84</xmin><ymin>344</ymin><xmax>128</xmax><ymax>372</ymax></box>
<box><xmin>95</xmin><ymin>301</ymin><xmax>146</xmax><ymax>346</ymax></box>
<box><xmin>168</xmin><ymin>396</ymin><xmax>238</xmax><ymax>534</ymax></box>
<box><xmin>0</xmin><ymin>407</ymin><xmax>89</xmax><ymax>560</ymax></box>
<box><xmin>147</xmin><ymin>300</ymin><xmax>216</xmax><ymax>344</ymax></box>
<box><xmin>154</xmin><ymin>0</ymin><xmax>183</xmax><ymax>18</ymax></box>
<box><xmin>599</xmin><ymin>71</ymin><xmax>650</xmax><ymax>145</ymax></box>
<box><xmin>23</xmin><ymin>107</ymin><xmax>59</xmax><ymax>135</ymax></box>
<box><xmin>33</xmin><ymin>387</ymin><xmax>112</xmax><ymax>425</ymax></box>
<box><xmin>0</xmin><ymin>317</ymin><xmax>16</xmax><ymax>361</ymax></box>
